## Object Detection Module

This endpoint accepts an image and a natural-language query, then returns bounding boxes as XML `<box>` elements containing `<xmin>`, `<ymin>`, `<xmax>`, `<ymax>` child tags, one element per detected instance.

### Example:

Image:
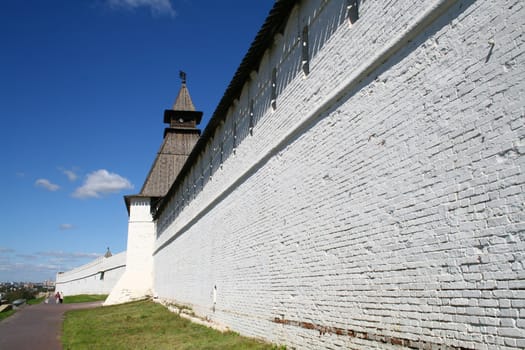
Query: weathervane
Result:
<box><xmin>179</xmin><ymin>70</ymin><xmax>187</xmax><ymax>84</ymax></box>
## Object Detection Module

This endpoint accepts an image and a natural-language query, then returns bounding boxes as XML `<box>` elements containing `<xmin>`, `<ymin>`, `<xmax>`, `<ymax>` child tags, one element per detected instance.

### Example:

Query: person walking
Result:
<box><xmin>59</xmin><ymin>291</ymin><xmax>64</xmax><ymax>304</ymax></box>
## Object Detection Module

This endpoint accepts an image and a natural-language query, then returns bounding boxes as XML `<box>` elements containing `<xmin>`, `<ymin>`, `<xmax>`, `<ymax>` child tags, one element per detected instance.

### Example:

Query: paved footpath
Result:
<box><xmin>0</xmin><ymin>297</ymin><xmax>103</xmax><ymax>350</ymax></box>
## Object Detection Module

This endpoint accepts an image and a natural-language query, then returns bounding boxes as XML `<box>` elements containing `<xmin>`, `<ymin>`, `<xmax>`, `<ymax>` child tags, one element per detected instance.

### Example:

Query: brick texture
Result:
<box><xmin>153</xmin><ymin>0</ymin><xmax>525</xmax><ymax>349</ymax></box>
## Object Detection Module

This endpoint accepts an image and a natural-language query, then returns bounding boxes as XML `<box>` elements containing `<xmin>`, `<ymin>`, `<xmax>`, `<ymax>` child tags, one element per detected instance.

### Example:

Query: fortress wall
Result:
<box><xmin>55</xmin><ymin>251</ymin><xmax>126</xmax><ymax>296</ymax></box>
<box><xmin>154</xmin><ymin>1</ymin><xmax>524</xmax><ymax>349</ymax></box>
<box><xmin>103</xmin><ymin>197</ymin><xmax>155</xmax><ymax>305</ymax></box>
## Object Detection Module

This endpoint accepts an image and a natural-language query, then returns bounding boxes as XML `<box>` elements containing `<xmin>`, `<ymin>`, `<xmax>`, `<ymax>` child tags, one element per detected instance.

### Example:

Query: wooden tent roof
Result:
<box><xmin>137</xmin><ymin>82</ymin><xmax>201</xmax><ymax>199</ymax></box>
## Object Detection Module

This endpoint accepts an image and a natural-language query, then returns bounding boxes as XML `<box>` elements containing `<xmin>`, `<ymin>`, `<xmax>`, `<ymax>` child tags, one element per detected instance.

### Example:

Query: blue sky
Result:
<box><xmin>0</xmin><ymin>0</ymin><xmax>274</xmax><ymax>282</ymax></box>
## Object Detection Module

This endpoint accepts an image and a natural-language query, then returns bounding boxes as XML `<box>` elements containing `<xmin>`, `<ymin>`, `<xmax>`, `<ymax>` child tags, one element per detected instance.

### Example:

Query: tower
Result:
<box><xmin>141</xmin><ymin>73</ymin><xmax>202</xmax><ymax>198</ymax></box>
<box><xmin>105</xmin><ymin>74</ymin><xmax>202</xmax><ymax>305</ymax></box>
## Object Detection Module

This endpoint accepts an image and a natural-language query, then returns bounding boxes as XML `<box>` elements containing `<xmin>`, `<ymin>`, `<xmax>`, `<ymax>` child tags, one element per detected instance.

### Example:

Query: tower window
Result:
<box><xmin>301</xmin><ymin>25</ymin><xmax>309</xmax><ymax>76</ymax></box>
<box><xmin>271</xmin><ymin>68</ymin><xmax>277</xmax><ymax>111</ymax></box>
<box><xmin>347</xmin><ymin>0</ymin><xmax>359</xmax><ymax>25</ymax></box>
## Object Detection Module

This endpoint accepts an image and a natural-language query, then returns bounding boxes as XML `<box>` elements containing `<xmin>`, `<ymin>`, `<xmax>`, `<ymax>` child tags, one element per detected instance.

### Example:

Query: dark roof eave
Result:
<box><xmin>153</xmin><ymin>0</ymin><xmax>297</xmax><ymax>219</ymax></box>
<box><xmin>124</xmin><ymin>194</ymin><xmax>159</xmax><ymax>215</ymax></box>
<box><xmin>163</xmin><ymin>110</ymin><xmax>203</xmax><ymax>124</ymax></box>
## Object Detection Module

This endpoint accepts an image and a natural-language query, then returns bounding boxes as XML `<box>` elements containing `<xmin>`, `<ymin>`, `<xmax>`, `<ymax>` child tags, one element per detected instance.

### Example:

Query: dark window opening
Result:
<box><xmin>347</xmin><ymin>0</ymin><xmax>359</xmax><ymax>25</ymax></box>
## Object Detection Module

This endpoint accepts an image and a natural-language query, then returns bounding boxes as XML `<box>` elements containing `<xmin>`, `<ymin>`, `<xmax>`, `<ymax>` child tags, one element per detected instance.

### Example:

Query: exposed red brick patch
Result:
<box><xmin>271</xmin><ymin>317</ymin><xmax>474</xmax><ymax>350</ymax></box>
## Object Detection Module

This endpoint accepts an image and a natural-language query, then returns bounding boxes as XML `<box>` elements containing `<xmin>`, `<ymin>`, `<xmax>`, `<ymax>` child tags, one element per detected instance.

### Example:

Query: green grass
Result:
<box><xmin>0</xmin><ymin>296</ymin><xmax>49</xmax><ymax>322</ymax></box>
<box><xmin>63</xmin><ymin>294</ymin><xmax>107</xmax><ymax>304</ymax></box>
<box><xmin>62</xmin><ymin>300</ymin><xmax>278</xmax><ymax>350</ymax></box>
<box><xmin>27</xmin><ymin>296</ymin><xmax>46</xmax><ymax>305</ymax></box>
<box><xmin>0</xmin><ymin>309</ymin><xmax>16</xmax><ymax>322</ymax></box>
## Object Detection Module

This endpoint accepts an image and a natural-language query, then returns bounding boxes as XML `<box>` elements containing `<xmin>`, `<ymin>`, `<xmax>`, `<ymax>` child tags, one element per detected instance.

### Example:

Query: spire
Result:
<box><xmin>133</xmin><ymin>71</ymin><xmax>203</xmax><ymax>199</ymax></box>
<box><xmin>163</xmin><ymin>71</ymin><xmax>202</xmax><ymax>128</ymax></box>
<box><xmin>104</xmin><ymin>247</ymin><xmax>112</xmax><ymax>258</ymax></box>
<box><xmin>172</xmin><ymin>82</ymin><xmax>196</xmax><ymax>111</ymax></box>
<box><xmin>172</xmin><ymin>71</ymin><xmax>194</xmax><ymax>111</ymax></box>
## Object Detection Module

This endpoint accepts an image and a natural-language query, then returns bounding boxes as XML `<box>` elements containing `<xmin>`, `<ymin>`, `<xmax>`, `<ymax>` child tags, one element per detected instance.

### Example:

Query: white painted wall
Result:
<box><xmin>105</xmin><ymin>197</ymin><xmax>155</xmax><ymax>305</ymax></box>
<box><xmin>55</xmin><ymin>251</ymin><xmax>126</xmax><ymax>296</ymax></box>
<box><xmin>153</xmin><ymin>0</ymin><xmax>525</xmax><ymax>349</ymax></box>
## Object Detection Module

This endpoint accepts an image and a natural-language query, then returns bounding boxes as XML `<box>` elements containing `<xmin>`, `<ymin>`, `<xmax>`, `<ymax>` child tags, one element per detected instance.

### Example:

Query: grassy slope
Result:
<box><xmin>1</xmin><ymin>296</ymin><xmax>46</xmax><ymax>321</ymax></box>
<box><xmin>27</xmin><ymin>297</ymin><xmax>45</xmax><ymax>305</ymax></box>
<box><xmin>63</xmin><ymin>294</ymin><xmax>107</xmax><ymax>304</ymax></box>
<box><xmin>62</xmin><ymin>300</ymin><xmax>277</xmax><ymax>350</ymax></box>
<box><xmin>0</xmin><ymin>309</ymin><xmax>16</xmax><ymax>322</ymax></box>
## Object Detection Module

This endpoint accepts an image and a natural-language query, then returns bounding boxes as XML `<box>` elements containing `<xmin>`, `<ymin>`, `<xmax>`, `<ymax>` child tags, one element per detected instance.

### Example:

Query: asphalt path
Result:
<box><xmin>0</xmin><ymin>297</ymin><xmax>103</xmax><ymax>350</ymax></box>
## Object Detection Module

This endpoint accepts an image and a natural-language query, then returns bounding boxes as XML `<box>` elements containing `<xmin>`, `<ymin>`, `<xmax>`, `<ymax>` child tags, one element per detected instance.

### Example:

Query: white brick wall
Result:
<box><xmin>153</xmin><ymin>0</ymin><xmax>525</xmax><ymax>349</ymax></box>
<box><xmin>105</xmin><ymin>197</ymin><xmax>155</xmax><ymax>305</ymax></box>
<box><xmin>55</xmin><ymin>251</ymin><xmax>126</xmax><ymax>296</ymax></box>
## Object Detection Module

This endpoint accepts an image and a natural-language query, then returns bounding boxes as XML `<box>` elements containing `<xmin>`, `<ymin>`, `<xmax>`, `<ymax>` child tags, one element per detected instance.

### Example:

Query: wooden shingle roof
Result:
<box><xmin>136</xmin><ymin>82</ymin><xmax>201</xmax><ymax>200</ymax></box>
<box><xmin>139</xmin><ymin>130</ymin><xmax>199</xmax><ymax>197</ymax></box>
<box><xmin>172</xmin><ymin>83</ymin><xmax>196</xmax><ymax>111</ymax></box>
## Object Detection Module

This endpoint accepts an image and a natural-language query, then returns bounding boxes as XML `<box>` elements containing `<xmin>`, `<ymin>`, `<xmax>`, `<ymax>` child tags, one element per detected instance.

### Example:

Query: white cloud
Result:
<box><xmin>107</xmin><ymin>0</ymin><xmax>176</xmax><ymax>17</ymax></box>
<box><xmin>61</xmin><ymin>169</ymin><xmax>78</xmax><ymax>182</ymax></box>
<box><xmin>0</xmin><ymin>250</ymin><xmax>103</xmax><ymax>281</ymax></box>
<box><xmin>0</xmin><ymin>261</ymin><xmax>60</xmax><ymax>273</ymax></box>
<box><xmin>0</xmin><ymin>247</ymin><xmax>103</xmax><ymax>282</ymax></box>
<box><xmin>72</xmin><ymin>169</ymin><xmax>133</xmax><ymax>198</ymax></box>
<box><xmin>59</xmin><ymin>223</ymin><xmax>75</xmax><ymax>231</ymax></box>
<box><xmin>35</xmin><ymin>178</ymin><xmax>60</xmax><ymax>191</ymax></box>
<box><xmin>0</xmin><ymin>247</ymin><xmax>15</xmax><ymax>254</ymax></box>
<box><xmin>37</xmin><ymin>251</ymin><xmax>101</xmax><ymax>260</ymax></box>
